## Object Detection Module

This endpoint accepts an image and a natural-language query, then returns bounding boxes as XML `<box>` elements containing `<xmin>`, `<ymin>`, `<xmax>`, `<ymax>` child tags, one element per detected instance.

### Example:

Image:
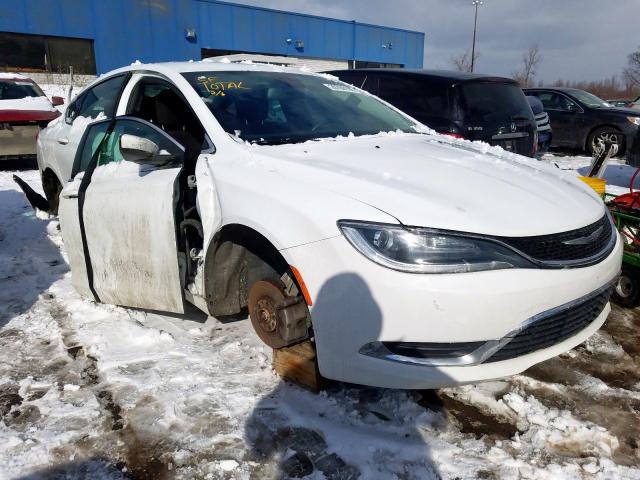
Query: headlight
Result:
<box><xmin>627</xmin><ymin>116</ymin><xmax>640</xmax><ymax>126</ymax></box>
<box><xmin>338</xmin><ymin>221</ymin><xmax>535</xmax><ymax>273</ymax></box>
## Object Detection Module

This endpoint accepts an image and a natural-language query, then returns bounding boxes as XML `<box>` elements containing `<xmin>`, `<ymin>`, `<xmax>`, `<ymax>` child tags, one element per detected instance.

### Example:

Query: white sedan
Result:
<box><xmin>37</xmin><ymin>61</ymin><xmax>622</xmax><ymax>389</ymax></box>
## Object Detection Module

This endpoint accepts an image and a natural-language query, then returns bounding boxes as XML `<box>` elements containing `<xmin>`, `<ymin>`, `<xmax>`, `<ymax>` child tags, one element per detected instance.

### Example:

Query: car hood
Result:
<box><xmin>248</xmin><ymin>134</ymin><xmax>605</xmax><ymax>237</ymax></box>
<box><xmin>599</xmin><ymin>106</ymin><xmax>640</xmax><ymax>116</ymax></box>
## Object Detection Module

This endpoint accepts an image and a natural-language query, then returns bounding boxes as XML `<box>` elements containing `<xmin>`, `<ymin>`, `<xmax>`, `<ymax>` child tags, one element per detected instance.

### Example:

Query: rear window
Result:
<box><xmin>0</xmin><ymin>80</ymin><xmax>44</xmax><ymax>100</ymax></box>
<box><xmin>458</xmin><ymin>82</ymin><xmax>533</xmax><ymax>123</ymax></box>
<box><xmin>379</xmin><ymin>75</ymin><xmax>450</xmax><ymax>120</ymax></box>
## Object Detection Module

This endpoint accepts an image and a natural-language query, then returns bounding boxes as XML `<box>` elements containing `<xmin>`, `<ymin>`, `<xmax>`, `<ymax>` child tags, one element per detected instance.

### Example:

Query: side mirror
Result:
<box><xmin>119</xmin><ymin>134</ymin><xmax>174</xmax><ymax>165</ymax></box>
<box><xmin>565</xmin><ymin>103</ymin><xmax>578</xmax><ymax>112</ymax></box>
<box><xmin>51</xmin><ymin>96</ymin><xmax>64</xmax><ymax>107</ymax></box>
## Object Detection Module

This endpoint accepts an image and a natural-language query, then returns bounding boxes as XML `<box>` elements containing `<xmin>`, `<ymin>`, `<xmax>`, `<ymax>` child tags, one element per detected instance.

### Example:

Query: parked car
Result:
<box><xmin>36</xmin><ymin>61</ymin><xmax>621</xmax><ymax>389</ymax></box>
<box><xmin>526</xmin><ymin>95</ymin><xmax>552</xmax><ymax>156</ymax></box>
<box><xmin>607</xmin><ymin>99</ymin><xmax>633</xmax><ymax>108</ymax></box>
<box><xmin>524</xmin><ymin>87</ymin><xmax>640</xmax><ymax>155</ymax></box>
<box><xmin>327</xmin><ymin>69</ymin><xmax>538</xmax><ymax>157</ymax></box>
<box><xmin>0</xmin><ymin>73</ymin><xmax>62</xmax><ymax>161</ymax></box>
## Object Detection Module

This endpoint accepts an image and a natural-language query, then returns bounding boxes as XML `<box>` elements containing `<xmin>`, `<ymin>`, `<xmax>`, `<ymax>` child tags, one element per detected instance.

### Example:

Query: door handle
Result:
<box><xmin>57</xmin><ymin>137</ymin><xmax>69</xmax><ymax>145</ymax></box>
<box><xmin>62</xmin><ymin>191</ymin><xmax>78</xmax><ymax>199</ymax></box>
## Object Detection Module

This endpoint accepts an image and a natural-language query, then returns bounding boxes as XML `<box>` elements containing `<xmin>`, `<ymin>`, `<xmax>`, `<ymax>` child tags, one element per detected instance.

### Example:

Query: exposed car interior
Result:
<box><xmin>126</xmin><ymin>78</ymin><xmax>208</xmax><ymax>293</ymax></box>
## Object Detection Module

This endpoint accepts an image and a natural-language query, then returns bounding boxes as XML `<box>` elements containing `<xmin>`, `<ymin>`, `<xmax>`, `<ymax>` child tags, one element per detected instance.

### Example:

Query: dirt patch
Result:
<box><xmin>118</xmin><ymin>426</ymin><xmax>172</xmax><ymax>480</ymax></box>
<box><xmin>4</xmin><ymin>404</ymin><xmax>41</xmax><ymax>431</ymax></box>
<box><xmin>0</xmin><ymin>328</ymin><xmax>23</xmax><ymax>339</ymax></box>
<box><xmin>0</xmin><ymin>383</ymin><xmax>23</xmax><ymax>417</ymax></box>
<box><xmin>604</xmin><ymin>307</ymin><xmax>640</xmax><ymax>358</ymax></box>
<box><xmin>97</xmin><ymin>389</ymin><xmax>124</xmax><ymax>431</ymax></box>
<box><xmin>518</xmin><ymin>378</ymin><xmax>640</xmax><ymax>465</ymax></box>
<box><xmin>437</xmin><ymin>393</ymin><xmax>519</xmax><ymax>441</ymax></box>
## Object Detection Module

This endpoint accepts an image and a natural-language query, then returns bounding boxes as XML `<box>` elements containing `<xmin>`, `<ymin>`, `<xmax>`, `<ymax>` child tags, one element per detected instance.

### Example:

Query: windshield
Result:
<box><xmin>0</xmin><ymin>80</ymin><xmax>44</xmax><ymax>100</ymax></box>
<box><xmin>569</xmin><ymin>90</ymin><xmax>612</xmax><ymax>108</ymax></box>
<box><xmin>182</xmin><ymin>70</ymin><xmax>418</xmax><ymax>144</ymax></box>
<box><xmin>458</xmin><ymin>82</ymin><xmax>534</xmax><ymax>123</ymax></box>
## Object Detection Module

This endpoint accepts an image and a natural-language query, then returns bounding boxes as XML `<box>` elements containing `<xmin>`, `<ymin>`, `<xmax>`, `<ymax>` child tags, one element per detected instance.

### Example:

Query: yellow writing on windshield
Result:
<box><xmin>196</xmin><ymin>76</ymin><xmax>250</xmax><ymax>96</ymax></box>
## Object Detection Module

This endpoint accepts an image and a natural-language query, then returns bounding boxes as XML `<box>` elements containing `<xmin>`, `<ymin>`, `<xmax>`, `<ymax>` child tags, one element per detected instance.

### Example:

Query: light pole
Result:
<box><xmin>470</xmin><ymin>0</ymin><xmax>483</xmax><ymax>72</ymax></box>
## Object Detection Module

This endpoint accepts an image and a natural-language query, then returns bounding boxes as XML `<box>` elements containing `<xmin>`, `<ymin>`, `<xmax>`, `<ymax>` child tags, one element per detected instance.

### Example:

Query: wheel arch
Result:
<box><xmin>202</xmin><ymin>222</ymin><xmax>298</xmax><ymax>317</ymax></box>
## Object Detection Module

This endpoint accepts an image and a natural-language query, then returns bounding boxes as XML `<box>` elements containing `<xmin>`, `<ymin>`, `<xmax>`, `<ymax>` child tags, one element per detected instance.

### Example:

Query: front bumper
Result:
<box><xmin>283</xmin><ymin>231</ymin><xmax>623</xmax><ymax>389</ymax></box>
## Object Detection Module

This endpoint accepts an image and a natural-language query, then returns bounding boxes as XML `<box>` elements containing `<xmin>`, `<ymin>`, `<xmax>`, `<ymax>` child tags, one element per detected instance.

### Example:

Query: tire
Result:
<box><xmin>587</xmin><ymin>127</ymin><xmax>624</xmax><ymax>156</ymax></box>
<box><xmin>42</xmin><ymin>172</ymin><xmax>62</xmax><ymax>215</ymax></box>
<box><xmin>612</xmin><ymin>264</ymin><xmax>640</xmax><ymax>308</ymax></box>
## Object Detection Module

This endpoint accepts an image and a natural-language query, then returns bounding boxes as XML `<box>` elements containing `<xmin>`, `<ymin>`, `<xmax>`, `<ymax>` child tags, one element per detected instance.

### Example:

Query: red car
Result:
<box><xmin>0</xmin><ymin>73</ymin><xmax>63</xmax><ymax>160</ymax></box>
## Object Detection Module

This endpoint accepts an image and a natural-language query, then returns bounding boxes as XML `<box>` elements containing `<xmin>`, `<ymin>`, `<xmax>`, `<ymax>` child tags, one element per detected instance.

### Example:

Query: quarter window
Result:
<box><xmin>66</xmin><ymin>75</ymin><xmax>128</xmax><ymax>124</ymax></box>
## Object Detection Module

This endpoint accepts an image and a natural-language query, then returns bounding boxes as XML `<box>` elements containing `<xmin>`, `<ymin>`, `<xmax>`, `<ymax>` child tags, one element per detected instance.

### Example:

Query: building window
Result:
<box><xmin>0</xmin><ymin>32</ymin><xmax>96</xmax><ymax>75</ymax></box>
<box><xmin>353</xmin><ymin>61</ymin><xmax>403</xmax><ymax>69</ymax></box>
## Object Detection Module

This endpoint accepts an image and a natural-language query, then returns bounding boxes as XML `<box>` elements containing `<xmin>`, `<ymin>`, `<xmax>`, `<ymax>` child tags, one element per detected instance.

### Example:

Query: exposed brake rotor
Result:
<box><xmin>248</xmin><ymin>279</ymin><xmax>310</xmax><ymax>349</ymax></box>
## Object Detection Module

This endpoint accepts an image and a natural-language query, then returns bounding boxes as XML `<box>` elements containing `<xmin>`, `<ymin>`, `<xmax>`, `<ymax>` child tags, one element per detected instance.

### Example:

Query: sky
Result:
<box><xmin>231</xmin><ymin>0</ymin><xmax>638</xmax><ymax>83</ymax></box>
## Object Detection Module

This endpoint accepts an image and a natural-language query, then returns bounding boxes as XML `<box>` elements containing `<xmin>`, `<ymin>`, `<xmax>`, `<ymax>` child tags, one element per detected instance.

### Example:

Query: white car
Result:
<box><xmin>38</xmin><ymin>61</ymin><xmax>622</xmax><ymax>389</ymax></box>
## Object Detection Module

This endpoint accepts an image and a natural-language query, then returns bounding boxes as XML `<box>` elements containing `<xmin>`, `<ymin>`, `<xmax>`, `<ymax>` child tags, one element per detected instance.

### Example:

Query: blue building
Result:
<box><xmin>0</xmin><ymin>0</ymin><xmax>424</xmax><ymax>75</ymax></box>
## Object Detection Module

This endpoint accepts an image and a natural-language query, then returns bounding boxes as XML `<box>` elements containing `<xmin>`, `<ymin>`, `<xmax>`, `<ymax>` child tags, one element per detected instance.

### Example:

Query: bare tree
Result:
<box><xmin>512</xmin><ymin>44</ymin><xmax>543</xmax><ymax>87</ymax></box>
<box><xmin>450</xmin><ymin>49</ymin><xmax>480</xmax><ymax>72</ymax></box>
<box><xmin>624</xmin><ymin>46</ymin><xmax>640</xmax><ymax>88</ymax></box>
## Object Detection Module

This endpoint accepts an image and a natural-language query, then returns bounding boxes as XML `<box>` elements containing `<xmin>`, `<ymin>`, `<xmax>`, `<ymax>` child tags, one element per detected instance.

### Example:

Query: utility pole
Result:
<box><xmin>471</xmin><ymin>0</ymin><xmax>483</xmax><ymax>72</ymax></box>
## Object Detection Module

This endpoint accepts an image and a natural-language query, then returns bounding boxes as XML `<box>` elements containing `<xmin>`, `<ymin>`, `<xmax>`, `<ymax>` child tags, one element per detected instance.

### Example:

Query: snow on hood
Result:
<box><xmin>248</xmin><ymin>133</ymin><xmax>605</xmax><ymax>237</ymax></box>
<box><xmin>0</xmin><ymin>95</ymin><xmax>55</xmax><ymax>112</ymax></box>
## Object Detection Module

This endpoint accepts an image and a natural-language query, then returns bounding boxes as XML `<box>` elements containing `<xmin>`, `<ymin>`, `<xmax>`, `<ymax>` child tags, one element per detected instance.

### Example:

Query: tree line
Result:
<box><xmin>451</xmin><ymin>45</ymin><xmax>640</xmax><ymax>100</ymax></box>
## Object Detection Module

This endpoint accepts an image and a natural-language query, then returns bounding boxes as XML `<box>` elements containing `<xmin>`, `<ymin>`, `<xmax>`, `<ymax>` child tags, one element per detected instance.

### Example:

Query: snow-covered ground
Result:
<box><xmin>1</xmin><ymin>156</ymin><xmax>639</xmax><ymax>479</ymax></box>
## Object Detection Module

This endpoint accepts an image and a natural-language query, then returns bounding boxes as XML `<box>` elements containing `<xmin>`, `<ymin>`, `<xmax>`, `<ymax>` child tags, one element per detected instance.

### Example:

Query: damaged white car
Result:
<box><xmin>37</xmin><ymin>61</ymin><xmax>622</xmax><ymax>389</ymax></box>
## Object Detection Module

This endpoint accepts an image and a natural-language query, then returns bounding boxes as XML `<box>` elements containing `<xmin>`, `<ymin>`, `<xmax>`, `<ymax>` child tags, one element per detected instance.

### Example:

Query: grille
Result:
<box><xmin>496</xmin><ymin>214</ymin><xmax>613</xmax><ymax>264</ymax></box>
<box><xmin>485</xmin><ymin>286</ymin><xmax>612</xmax><ymax>363</ymax></box>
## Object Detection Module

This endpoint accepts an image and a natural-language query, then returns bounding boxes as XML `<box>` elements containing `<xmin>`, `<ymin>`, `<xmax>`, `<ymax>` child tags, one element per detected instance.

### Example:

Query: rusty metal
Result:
<box><xmin>248</xmin><ymin>279</ymin><xmax>310</xmax><ymax>349</ymax></box>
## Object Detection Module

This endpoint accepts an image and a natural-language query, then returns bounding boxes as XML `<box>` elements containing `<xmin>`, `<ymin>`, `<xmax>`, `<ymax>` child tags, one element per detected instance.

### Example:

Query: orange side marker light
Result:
<box><xmin>290</xmin><ymin>265</ymin><xmax>312</xmax><ymax>306</ymax></box>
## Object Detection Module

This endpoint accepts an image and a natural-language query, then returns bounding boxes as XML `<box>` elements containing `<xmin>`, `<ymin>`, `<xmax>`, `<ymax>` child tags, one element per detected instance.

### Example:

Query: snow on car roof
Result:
<box><xmin>118</xmin><ymin>59</ymin><xmax>332</xmax><ymax>78</ymax></box>
<box><xmin>0</xmin><ymin>72</ymin><xmax>31</xmax><ymax>81</ymax></box>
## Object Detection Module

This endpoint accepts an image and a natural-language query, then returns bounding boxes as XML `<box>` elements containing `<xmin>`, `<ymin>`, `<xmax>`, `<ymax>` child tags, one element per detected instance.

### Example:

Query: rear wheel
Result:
<box><xmin>588</xmin><ymin>127</ymin><xmax>624</xmax><ymax>156</ymax></box>
<box><xmin>613</xmin><ymin>264</ymin><xmax>640</xmax><ymax>308</ymax></box>
<box><xmin>42</xmin><ymin>171</ymin><xmax>62</xmax><ymax>215</ymax></box>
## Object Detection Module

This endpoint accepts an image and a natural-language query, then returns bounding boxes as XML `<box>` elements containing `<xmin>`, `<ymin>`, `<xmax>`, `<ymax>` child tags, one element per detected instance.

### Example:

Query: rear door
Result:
<box><xmin>46</xmin><ymin>74</ymin><xmax>129</xmax><ymax>184</ymax></box>
<box><xmin>59</xmin><ymin>116</ymin><xmax>187</xmax><ymax>313</ymax></box>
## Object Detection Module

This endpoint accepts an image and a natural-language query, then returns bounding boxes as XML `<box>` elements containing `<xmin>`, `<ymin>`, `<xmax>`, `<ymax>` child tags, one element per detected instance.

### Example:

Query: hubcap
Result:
<box><xmin>593</xmin><ymin>132</ymin><xmax>620</xmax><ymax>151</ymax></box>
<box><xmin>616</xmin><ymin>275</ymin><xmax>634</xmax><ymax>299</ymax></box>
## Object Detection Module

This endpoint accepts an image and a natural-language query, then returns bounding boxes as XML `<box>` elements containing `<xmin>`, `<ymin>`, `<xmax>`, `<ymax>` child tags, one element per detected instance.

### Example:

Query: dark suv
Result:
<box><xmin>524</xmin><ymin>87</ymin><xmax>640</xmax><ymax>155</ymax></box>
<box><xmin>328</xmin><ymin>69</ymin><xmax>537</xmax><ymax>157</ymax></box>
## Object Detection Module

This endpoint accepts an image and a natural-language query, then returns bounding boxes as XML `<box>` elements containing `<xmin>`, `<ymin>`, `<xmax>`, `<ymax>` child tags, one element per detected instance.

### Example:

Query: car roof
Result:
<box><xmin>328</xmin><ymin>68</ymin><xmax>517</xmax><ymax>85</ymax></box>
<box><xmin>114</xmin><ymin>59</ymin><xmax>330</xmax><ymax>76</ymax></box>
<box><xmin>0</xmin><ymin>72</ymin><xmax>34</xmax><ymax>82</ymax></box>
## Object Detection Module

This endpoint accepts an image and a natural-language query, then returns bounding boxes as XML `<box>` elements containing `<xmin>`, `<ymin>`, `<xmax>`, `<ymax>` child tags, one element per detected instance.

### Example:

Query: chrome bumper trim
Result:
<box><xmin>358</xmin><ymin>280</ymin><xmax>615</xmax><ymax>367</ymax></box>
